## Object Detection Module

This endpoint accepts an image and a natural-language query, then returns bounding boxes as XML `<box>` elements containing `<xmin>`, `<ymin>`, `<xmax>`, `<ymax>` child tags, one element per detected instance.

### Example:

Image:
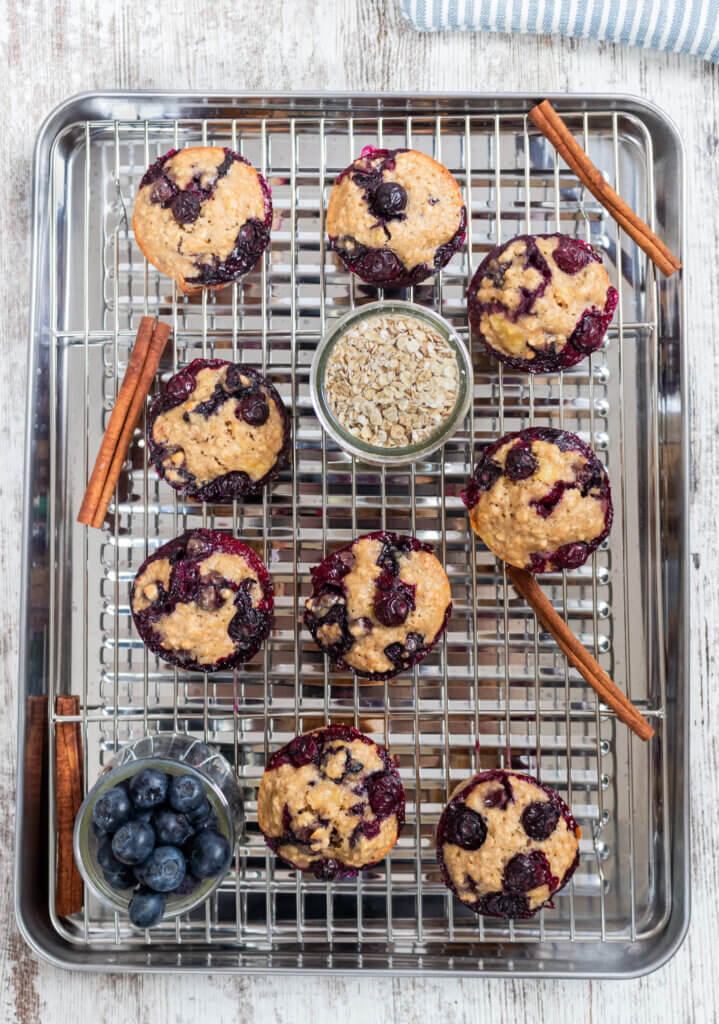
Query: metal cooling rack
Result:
<box><xmin>17</xmin><ymin>93</ymin><xmax>688</xmax><ymax>976</ymax></box>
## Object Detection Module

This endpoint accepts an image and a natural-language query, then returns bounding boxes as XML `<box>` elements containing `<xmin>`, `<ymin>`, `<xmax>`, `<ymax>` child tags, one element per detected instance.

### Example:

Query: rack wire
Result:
<box><xmin>44</xmin><ymin>101</ymin><xmax>672</xmax><ymax>969</ymax></box>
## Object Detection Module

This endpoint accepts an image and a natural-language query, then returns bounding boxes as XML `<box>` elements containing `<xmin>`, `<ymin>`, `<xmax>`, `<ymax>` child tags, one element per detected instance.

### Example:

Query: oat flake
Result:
<box><xmin>324</xmin><ymin>313</ymin><xmax>459</xmax><ymax>448</ymax></box>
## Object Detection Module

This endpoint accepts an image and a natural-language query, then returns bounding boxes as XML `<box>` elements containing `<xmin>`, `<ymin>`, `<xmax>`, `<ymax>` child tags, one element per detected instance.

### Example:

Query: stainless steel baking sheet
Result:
<box><xmin>16</xmin><ymin>92</ymin><xmax>688</xmax><ymax>976</ymax></box>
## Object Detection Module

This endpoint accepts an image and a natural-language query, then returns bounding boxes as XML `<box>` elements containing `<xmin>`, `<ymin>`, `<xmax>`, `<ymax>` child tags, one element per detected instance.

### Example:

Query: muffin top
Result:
<box><xmin>258</xmin><ymin>725</ymin><xmax>405</xmax><ymax>878</ymax></box>
<box><xmin>148</xmin><ymin>359</ymin><xmax>290</xmax><ymax>502</ymax></box>
<box><xmin>304</xmin><ymin>531</ymin><xmax>452</xmax><ymax>679</ymax></box>
<box><xmin>437</xmin><ymin>769</ymin><xmax>580</xmax><ymax>919</ymax></box>
<box><xmin>326</xmin><ymin>147</ymin><xmax>466</xmax><ymax>285</ymax></box>
<box><xmin>132</xmin><ymin>147</ymin><xmax>272</xmax><ymax>293</ymax></box>
<box><xmin>461</xmin><ymin>427</ymin><xmax>612</xmax><ymax>573</ymax></box>
<box><xmin>131</xmin><ymin>529</ymin><xmax>273</xmax><ymax>672</ymax></box>
<box><xmin>468</xmin><ymin>234</ymin><xmax>617</xmax><ymax>372</ymax></box>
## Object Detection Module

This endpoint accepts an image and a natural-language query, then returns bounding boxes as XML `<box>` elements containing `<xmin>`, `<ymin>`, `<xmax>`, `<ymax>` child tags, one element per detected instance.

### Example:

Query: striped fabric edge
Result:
<box><xmin>398</xmin><ymin>0</ymin><xmax>719</xmax><ymax>61</ymax></box>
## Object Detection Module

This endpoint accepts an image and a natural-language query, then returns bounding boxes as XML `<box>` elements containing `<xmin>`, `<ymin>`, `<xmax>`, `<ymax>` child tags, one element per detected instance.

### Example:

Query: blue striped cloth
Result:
<box><xmin>398</xmin><ymin>0</ymin><xmax>719</xmax><ymax>62</ymax></box>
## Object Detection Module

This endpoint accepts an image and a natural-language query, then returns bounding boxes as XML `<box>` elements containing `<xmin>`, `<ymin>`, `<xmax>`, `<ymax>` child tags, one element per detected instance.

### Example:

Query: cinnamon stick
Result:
<box><xmin>77</xmin><ymin>316</ymin><xmax>156</xmax><ymax>525</ymax></box>
<box><xmin>55</xmin><ymin>695</ymin><xmax>84</xmax><ymax>917</ymax></box>
<box><xmin>507</xmin><ymin>566</ymin><xmax>654</xmax><ymax>742</ymax></box>
<box><xmin>90</xmin><ymin>320</ymin><xmax>171</xmax><ymax>529</ymax></box>
<box><xmin>528</xmin><ymin>100</ymin><xmax>681</xmax><ymax>278</ymax></box>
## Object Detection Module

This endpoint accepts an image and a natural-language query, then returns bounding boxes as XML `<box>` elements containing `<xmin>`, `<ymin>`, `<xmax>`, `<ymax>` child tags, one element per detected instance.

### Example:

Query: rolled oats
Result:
<box><xmin>324</xmin><ymin>313</ymin><xmax>459</xmax><ymax>448</ymax></box>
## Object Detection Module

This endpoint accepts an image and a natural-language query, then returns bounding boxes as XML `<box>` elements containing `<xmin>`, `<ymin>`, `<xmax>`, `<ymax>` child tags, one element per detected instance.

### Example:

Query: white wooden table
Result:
<box><xmin>2</xmin><ymin>0</ymin><xmax>716</xmax><ymax>1019</ymax></box>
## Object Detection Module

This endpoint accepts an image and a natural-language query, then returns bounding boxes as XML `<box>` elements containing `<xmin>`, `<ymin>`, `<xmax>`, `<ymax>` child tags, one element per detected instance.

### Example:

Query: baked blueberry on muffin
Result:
<box><xmin>437</xmin><ymin>769</ymin><xmax>580</xmax><ymax>919</ymax></box>
<box><xmin>257</xmin><ymin>725</ymin><xmax>405</xmax><ymax>878</ymax></box>
<box><xmin>304</xmin><ymin>531</ymin><xmax>452</xmax><ymax>679</ymax></box>
<box><xmin>461</xmin><ymin>427</ymin><xmax>612</xmax><ymax>573</ymax></box>
<box><xmin>147</xmin><ymin>359</ymin><xmax>290</xmax><ymax>502</ymax></box>
<box><xmin>326</xmin><ymin>147</ymin><xmax>466</xmax><ymax>288</ymax></box>
<box><xmin>131</xmin><ymin>529</ymin><xmax>273</xmax><ymax>672</ymax></box>
<box><xmin>468</xmin><ymin>234</ymin><xmax>618</xmax><ymax>373</ymax></box>
<box><xmin>133</xmin><ymin>147</ymin><xmax>272</xmax><ymax>295</ymax></box>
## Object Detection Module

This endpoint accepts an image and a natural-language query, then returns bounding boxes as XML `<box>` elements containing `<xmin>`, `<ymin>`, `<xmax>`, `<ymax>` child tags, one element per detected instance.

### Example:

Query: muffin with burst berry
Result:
<box><xmin>258</xmin><ymin>725</ymin><xmax>405</xmax><ymax>879</ymax></box>
<box><xmin>133</xmin><ymin>147</ymin><xmax>272</xmax><ymax>295</ymax></box>
<box><xmin>148</xmin><ymin>359</ymin><xmax>290</xmax><ymax>502</ymax></box>
<box><xmin>326</xmin><ymin>147</ymin><xmax>466</xmax><ymax>288</ymax></box>
<box><xmin>437</xmin><ymin>769</ymin><xmax>580</xmax><ymax>919</ymax></box>
<box><xmin>468</xmin><ymin>233</ymin><xmax>617</xmax><ymax>373</ymax></box>
<box><xmin>304</xmin><ymin>531</ymin><xmax>452</xmax><ymax>680</ymax></box>
<box><xmin>461</xmin><ymin>427</ymin><xmax>612</xmax><ymax>573</ymax></box>
<box><xmin>131</xmin><ymin>529</ymin><xmax>273</xmax><ymax>672</ymax></box>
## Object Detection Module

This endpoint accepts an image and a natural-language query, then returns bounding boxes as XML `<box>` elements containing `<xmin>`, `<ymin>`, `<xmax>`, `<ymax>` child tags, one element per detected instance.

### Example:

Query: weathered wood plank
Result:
<box><xmin>2</xmin><ymin>0</ymin><xmax>715</xmax><ymax>1020</ymax></box>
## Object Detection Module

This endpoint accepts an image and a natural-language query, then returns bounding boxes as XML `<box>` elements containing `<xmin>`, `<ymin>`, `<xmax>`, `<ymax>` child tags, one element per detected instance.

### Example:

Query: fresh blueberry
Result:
<box><xmin>372</xmin><ymin>181</ymin><xmax>408</xmax><ymax>219</ymax></box>
<box><xmin>169</xmin><ymin>774</ymin><xmax>206</xmax><ymax>814</ymax></box>
<box><xmin>173</xmin><ymin>872</ymin><xmax>200</xmax><ymax>896</ymax></box>
<box><xmin>185</xmin><ymin>797</ymin><xmax>213</xmax><ymax>827</ymax></box>
<box><xmin>238</xmin><ymin>394</ymin><xmax>269</xmax><ymax>426</ymax></box>
<box><xmin>129</xmin><ymin>888</ymin><xmax>166</xmax><ymax>928</ymax></box>
<box><xmin>521</xmin><ymin>800</ymin><xmax>560</xmax><ymax>840</ymax></box>
<box><xmin>92</xmin><ymin>786</ymin><xmax>132</xmax><ymax>834</ymax></box>
<box><xmin>443</xmin><ymin>804</ymin><xmax>487</xmax><ymax>850</ymax></box>
<box><xmin>154</xmin><ymin>808</ymin><xmax>194</xmax><ymax>846</ymax></box>
<box><xmin>97</xmin><ymin>839</ymin><xmax>127</xmax><ymax>875</ymax></box>
<box><xmin>171</xmin><ymin>191</ymin><xmax>202</xmax><ymax>225</ymax></box>
<box><xmin>504</xmin><ymin>442</ymin><xmax>537</xmax><ymax>481</ymax></box>
<box><xmin>111</xmin><ymin>820</ymin><xmax>156</xmax><ymax>865</ymax></box>
<box><xmin>142</xmin><ymin>845</ymin><xmax>187</xmax><ymax>893</ymax></box>
<box><xmin>189</xmin><ymin>829</ymin><xmax>231</xmax><ymax>879</ymax></box>
<box><xmin>288</xmin><ymin>735</ymin><xmax>319</xmax><ymax>767</ymax></box>
<box><xmin>102</xmin><ymin>867</ymin><xmax>134</xmax><ymax>890</ymax></box>
<box><xmin>129</xmin><ymin>768</ymin><xmax>169</xmax><ymax>809</ymax></box>
<box><xmin>367</xmin><ymin>773</ymin><xmax>403</xmax><ymax>817</ymax></box>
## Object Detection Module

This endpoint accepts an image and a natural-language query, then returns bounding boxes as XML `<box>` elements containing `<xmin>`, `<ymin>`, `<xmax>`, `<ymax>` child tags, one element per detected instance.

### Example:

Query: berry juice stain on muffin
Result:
<box><xmin>304</xmin><ymin>531</ymin><xmax>452</xmax><ymax>679</ymax></box>
<box><xmin>461</xmin><ymin>427</ymin><xmax>612</xmax><ymax>573</ymax></box>
<box><xmin>468</xmin><ymin>234</ymin><xmax>618</xmax><ymax>373</ymax></box>
<box><xmin>257</xmin><ymin>725</ymin><xmax>405</xmax><ymax>878</ymax></box>
<box><xmin>327</xmin><ymin>147</ymin><xmax>466</xmax><ymax>288</ymax></box>
<box><xmin>132</xmin><ymin>147</ymin><xmax>272</xmax><ymax>295</ymax></box>
<box><xmin>436</xmin><ymin>769</ymin><xmax>580</xmax><ymax>919</ymax></box>
<box><xmin>131</xmin><ymin>529</ymin><xmax>273</xmax><ymax>672</ymax></box>
<box><xmin>148</xmin><ymin>359</ymin><xmax>290</xmax><ymax>502</ymax></box>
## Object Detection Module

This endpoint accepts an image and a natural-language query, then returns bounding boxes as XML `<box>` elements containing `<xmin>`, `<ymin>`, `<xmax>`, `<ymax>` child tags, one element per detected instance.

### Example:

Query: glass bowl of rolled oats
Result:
<box><xmin>310</xmin><ymin>301</ymin><xmax>473</xmax><ymax>465</ymax></box>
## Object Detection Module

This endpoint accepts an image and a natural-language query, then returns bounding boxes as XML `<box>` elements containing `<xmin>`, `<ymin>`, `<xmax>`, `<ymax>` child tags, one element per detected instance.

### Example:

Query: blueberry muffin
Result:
<box><xmin>147</xmin><ymin>359</ymin><xmax>290</xmax><ymax>502</ymax></box>
<box><xmin>468</xmin><ymin>234</ymin><xmax>618</xmax><ymax>373</ymax></box>
<box><xmin>437</xmin><ymin>769</ymin><xmax>580</xmax><ymax>919</ymax></box>
<box><xmin>304</xmin><ymin>531</ymin><xmax>452</xmax><ymax>679</ymax></box>
<box><xmin>461</xmin><ymin>427</ymin><xmax>612</xmax><ymax>573</ymax></box>
<box><xmin>257</xmin><ymin>725</ymin><xmax>405</xmax><ymax>879</ymax></box>
<box><xmin>326</xmin><ymin>147</ymin><xmax>466</xmax><ymax>288</ymax></box>
<box><xmin>131</xmin><ymin>529</ymin><xmax>273</xmax><ymax>672</ymax></box>
<box><xmin>133</xmin><ymin>147</ymin><xmax>272</xmax><ymax>295</ymax></box>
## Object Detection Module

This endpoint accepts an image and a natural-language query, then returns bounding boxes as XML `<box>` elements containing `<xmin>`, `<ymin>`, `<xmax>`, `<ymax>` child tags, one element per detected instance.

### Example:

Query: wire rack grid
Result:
<box><xmin>43</xmin><ymin>101</ymin><xmax>671</xmax><ymax>971</ymax></box>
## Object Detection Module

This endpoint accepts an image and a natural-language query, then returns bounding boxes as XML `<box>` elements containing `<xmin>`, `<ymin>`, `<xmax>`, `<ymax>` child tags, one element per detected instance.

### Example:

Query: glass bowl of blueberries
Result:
<box><xmin>73</xmin><ymin>733</ymin><xmax>243</xmax><ymax>929</ymax></box>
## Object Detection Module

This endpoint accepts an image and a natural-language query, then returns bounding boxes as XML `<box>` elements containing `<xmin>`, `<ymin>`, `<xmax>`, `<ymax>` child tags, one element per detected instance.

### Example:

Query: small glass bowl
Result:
<box><xmin>310</xmin><ymin>300</ymin><xmax>473</xmax><ymax>466</ymax></box>
<box><xmin>73</xmin><ymin>733</ymin><xmax>243</xmax><ymax>922</ymax></box>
